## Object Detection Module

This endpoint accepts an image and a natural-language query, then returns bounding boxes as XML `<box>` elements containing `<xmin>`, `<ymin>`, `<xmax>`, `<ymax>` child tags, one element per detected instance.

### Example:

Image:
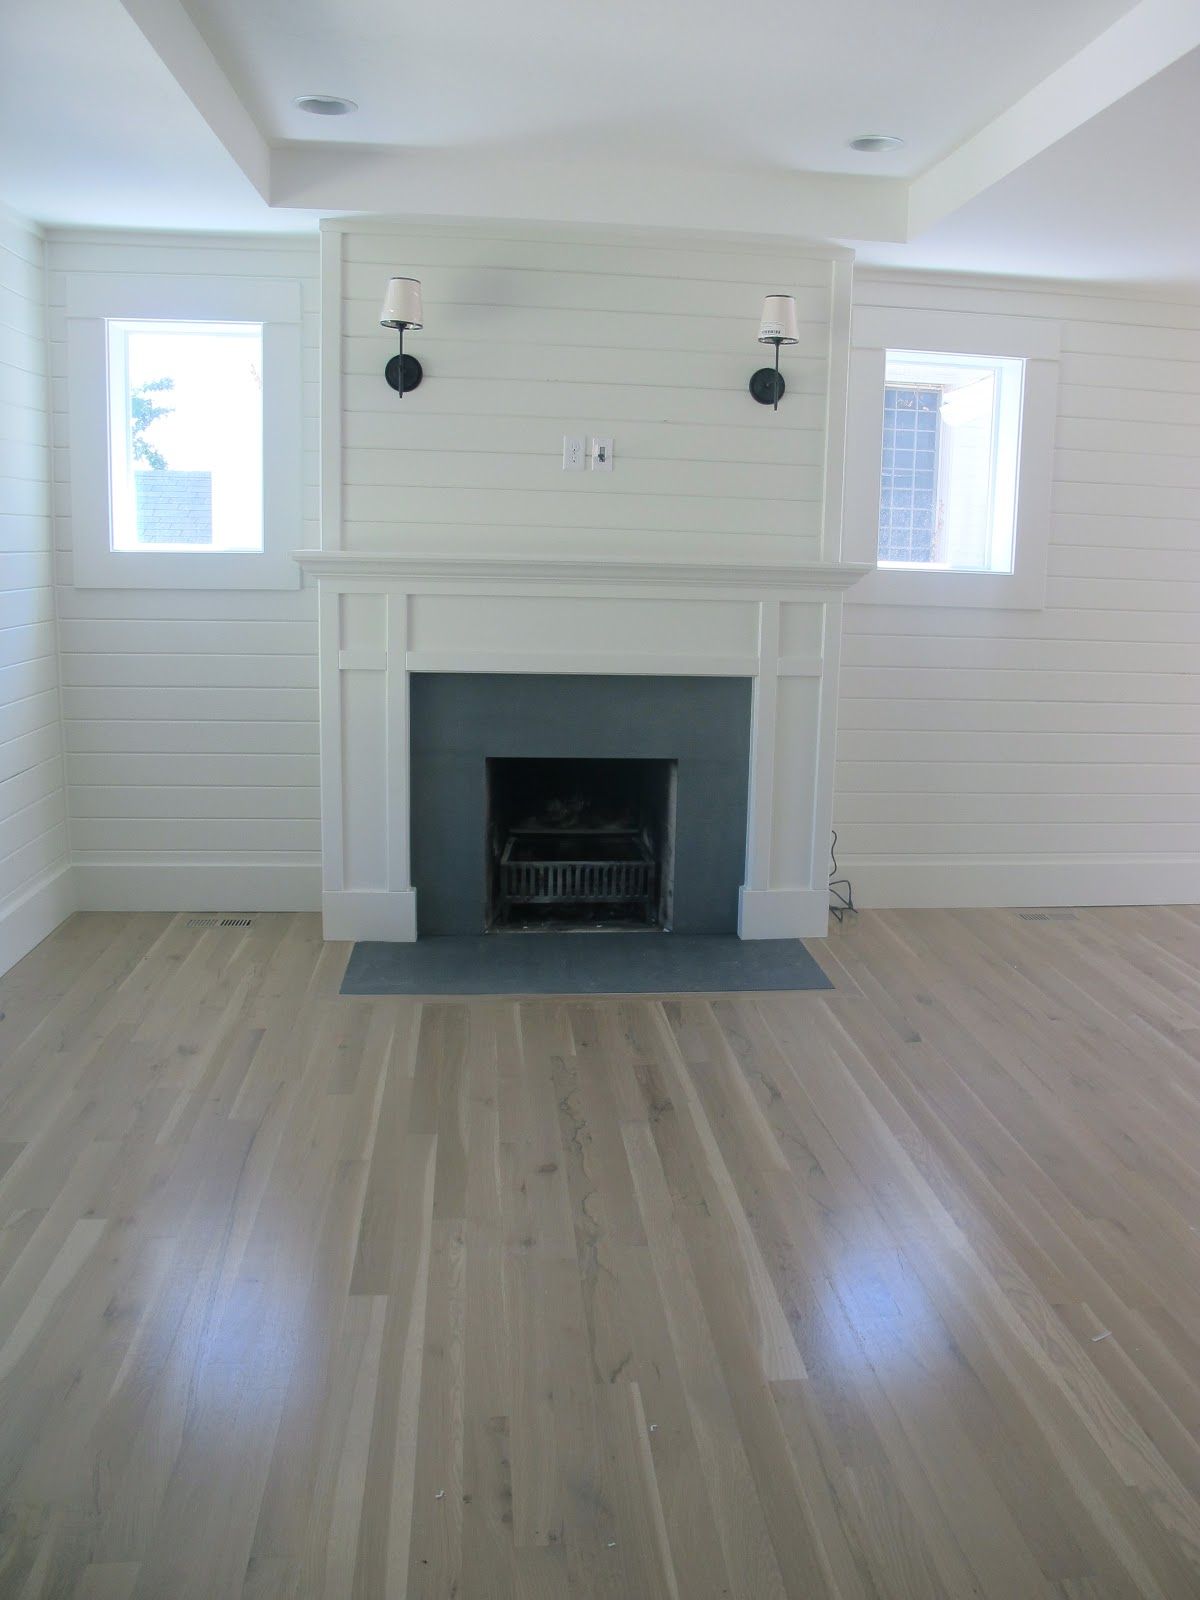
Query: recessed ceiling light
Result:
<box><xmin>848</xmin><ymin>134</ymin><xmax>905</xmax><ymax>153</ymax></box>
<box><xmin>294</xmin><ymin>94</ymin><xmax>358</xmax><ymax>117</ymax></box>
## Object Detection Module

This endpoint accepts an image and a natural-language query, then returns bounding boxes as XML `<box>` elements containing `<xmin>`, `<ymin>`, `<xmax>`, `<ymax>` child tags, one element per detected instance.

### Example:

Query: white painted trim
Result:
<box><xmin>65</xmin><ymin>275</ymin><xmax>301</xmax><ymax>321</ymax></box>
<box><xmin>272</xmin><ymin>154</ymin><xmax>903</xmax><ymax>241</ymax></box>
<box><xmin>778</xmin><ymin>654</ymin><xmax>823</xmax><ymax>678</ymax></box>
<box><xmin>296</xmin><ymin>549</ymin><xmax>870</xmax><ymax>594</ymax></box>
<box><xmin>385</xmin><ymin>591</ymin><xmax>411</xmax><ymax>896</ymax></box>
<box><xmin>843</xmin><ymin>858</ymin><xmax>1200</xmax><ymax>911</ymax></box>
<box><xmin>73</xmin><ymin>860</ymin><xmax>320</xmax><ymax>912</ymax></box>
<box><xmin>318</xmin><ymin>583</ymin><xmax>344</xmax><ymax>894</ymax></box>
<box><xmin>404</xmin><ymin>650</ymin><xmax>760</xmax><ymax>678</ymax></box>
<box><xmin>66</xmin><ymin>275</ymin><xmax>304</xmax><ymax>590</ymax></box>
<box><xmin>323</xmin><ymin>888</ymin><xmax>418</xmax><ymax>943</ymax></box>
<box><xmin>319</xmin><ymin>227</ymin><xmax>343</xmax><ymax>550</ymax></box>
<box><xmin>744</xmin><ymin>600</ymin><xmax>780</xmax><ymax>893</ymax></box>
<box><xmin>339</xmin><ymin>649</ymin><xmax>387</xmax><ymax>671</ymax></box>
<box><xmin>853</xmin><ymin>263</ymin><xmax>1200</xmax><ymax>309</ymax></box>
<box><xmin>308</xmin><ymin>565</ymin><xmax>849</xmax><ymax>944</ymax></box>
<box><xmin>821</xmin><ymin>256</ymin><xmax>854</xmax><ymax>563</ymax></box>
<box><xmin>843</xmin><ymin>303</ymin><xmax>1059</xmax><ymax>609</ymax></box>
<box><xmin>738</xmin><ymin>886</ymin><xmax>830</xmax><ymax>939</ymax></box>
<box><xmin>318</xmin><ymin>214</ymin><xmax>858</xmax><ymax>259</ymax></box>
<box><xmin>852</xmin><ymin>306</ymin><xmax>1061</xmax><ymax>361</ymax></box>
<box><xmin>809</xmin><ymin>593</ymin><xmax>844</xmax><ymax>901</ymax></box>
<box><xmin>0</xmin><ymin>865</ymin><xmax>77</xmax><ymax>979</ymax></box>
<box><xmin>44</xmin><ymin>221</ymin><xmax>76</xmax><ymax>884</ymax></box>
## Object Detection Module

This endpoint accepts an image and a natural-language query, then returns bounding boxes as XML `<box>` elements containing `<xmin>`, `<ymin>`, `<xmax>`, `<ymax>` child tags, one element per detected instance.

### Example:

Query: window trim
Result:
<box><xmin>66</xmin><ymin>275</ymin><xmax>303</xmax><ymax>590</ymax></box>
<box><xmin>844</xmin><ymin>304</ymin><xmax>1060</xmax><ymax>609</ymax></box>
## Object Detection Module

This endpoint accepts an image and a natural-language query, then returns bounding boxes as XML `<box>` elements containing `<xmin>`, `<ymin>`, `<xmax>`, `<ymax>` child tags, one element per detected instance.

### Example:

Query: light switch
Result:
<box><xmin>562</xmin><ymin>435</ymin><xmax>585</xmax><ymax>471</ymax></box>
<box><xmin>591</xmin><ymin>437</ymin><xmax>614</xmax><ymax>472</ymax></box>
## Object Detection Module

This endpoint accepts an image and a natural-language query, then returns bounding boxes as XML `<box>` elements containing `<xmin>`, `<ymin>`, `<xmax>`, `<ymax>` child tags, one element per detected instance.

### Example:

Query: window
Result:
<box><xmin>66</xmin><ymin>273</ymin><xmax>303</xmax><ymax>589</ymax></box>
<box><xmin>107</xmin><ymin>320</ymin><xmax>264</xmax><ymax>554</ymax></box>
<box><xmin>879</xmin><ymin>379</ymin><xmax>941</xmax><ymax>564</ymax></box>
<box><xmin>879</xmin><ymin>351</ymin><xmax>1023</xmax><ymax>575</ymax></box>
<box><xmin>844</xmin><ymin>305</ymin><xmax>1059</xmax><ymax>609</ymax></box>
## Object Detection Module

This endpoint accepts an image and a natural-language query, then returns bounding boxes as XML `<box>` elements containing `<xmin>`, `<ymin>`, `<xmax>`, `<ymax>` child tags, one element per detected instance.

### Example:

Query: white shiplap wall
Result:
<box><xmin>0</xmin><ymin>210</ymin><xmax>71</xmax><ymax>971</ymax></box>
<box><xmin>333</xmin><ymin>222</ymin><xmax>844</xmax><ymax>558</ymax></box>
<box><xmin>47</xmin><ymin>231</ymin><xmax>321</xmax><ymax>911</ymax></box>
<box><xmin>40</xmin><ymin>222</ymin><xmax>1199</xmax><ymax>922</ymax></box>
<box><xmin>839</xmin><ymin>271</ymin><xmax>1200</xmax><ymax>908</ymax></box>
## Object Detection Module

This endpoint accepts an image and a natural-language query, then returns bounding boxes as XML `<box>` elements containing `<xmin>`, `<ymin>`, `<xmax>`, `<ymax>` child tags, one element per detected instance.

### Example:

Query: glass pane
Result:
<box><xmin>878</xmin><ymin>350</ymin><xmax>1024</xmax><ymax>574</ymax></box>
<box><xmin>107</xmin><ymin>320</ymin><xmax>264</xmax><ymax>553</ymax></box>
<box><xmin>879</xmin><ymin>384</ymin><xmax>941</xmax><ymax>563</ymax></box>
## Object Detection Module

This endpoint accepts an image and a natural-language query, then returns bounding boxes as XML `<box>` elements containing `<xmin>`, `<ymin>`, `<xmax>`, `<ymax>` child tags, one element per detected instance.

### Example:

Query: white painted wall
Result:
<box><xmin>0</xmin><ymin>209</ymin><xmax>73</xmax><ymax>973</ymax></box>
<box><xmin>46</xmin><ymin>230</ymin><xmax>321</xmax><ymax>912</ymax></box>
<box><xmin>330</xmin><ymin>221</ymin><xmax>844</xmax><ymax>560</ymax></box>
<box><xmin>35</xmin><ymin>222</ymin><xmax>1200</xmax><ymax>930</ymax></box>
<box><xmin>838</xmin><ymin>270</ymin><xmax>1200</xmax><ymax>908</ymax></box>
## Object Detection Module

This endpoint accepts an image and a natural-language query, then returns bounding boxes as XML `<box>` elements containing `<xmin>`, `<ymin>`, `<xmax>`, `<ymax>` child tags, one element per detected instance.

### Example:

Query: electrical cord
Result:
<box><xmin>829</xmin><ymin>829</ymin><xmax>856</xmax><ymax>924</ymax></box>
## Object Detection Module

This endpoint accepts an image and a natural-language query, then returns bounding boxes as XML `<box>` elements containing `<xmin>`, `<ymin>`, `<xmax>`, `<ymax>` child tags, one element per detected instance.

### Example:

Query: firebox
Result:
<box><xmin>485</xmin><ymin>757</ymin><xmax>676</xmax><ymax>930</ymax></box>
<box><xmin>409</xmin><ymin>674</ymin><xmax>751</xmax><ymax>937</ymax></box>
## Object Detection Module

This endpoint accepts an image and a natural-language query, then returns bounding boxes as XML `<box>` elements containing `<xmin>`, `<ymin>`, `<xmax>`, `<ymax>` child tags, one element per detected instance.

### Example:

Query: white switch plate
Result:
<box><xmin>562</xmin><ymin>435</ymin><xmax>585</xmax><ymax>471</ymax></box>
<box><xmin>591</xmin><ymin>436</ymin><xmax>614</xmax><ymax>472</ymax></box>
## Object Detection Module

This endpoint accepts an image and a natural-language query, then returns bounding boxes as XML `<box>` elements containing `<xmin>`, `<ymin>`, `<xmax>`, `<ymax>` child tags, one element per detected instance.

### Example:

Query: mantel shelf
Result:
<box><xmin>294</xmin><ymin>547</ymin><xmax>873</xmax><ymax>593</ymax></box>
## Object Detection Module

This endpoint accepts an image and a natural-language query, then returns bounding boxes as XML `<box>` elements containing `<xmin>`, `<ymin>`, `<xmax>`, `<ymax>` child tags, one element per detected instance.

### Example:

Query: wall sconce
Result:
<box><xmin>380</xmin><ymin>277</ymin><xmax>424</xmax><ymax>398</ymax></box>
<box><xmin>749</xmin><ymin>294</ymin><xmax>799</xmax><ymax>410</ymax></box>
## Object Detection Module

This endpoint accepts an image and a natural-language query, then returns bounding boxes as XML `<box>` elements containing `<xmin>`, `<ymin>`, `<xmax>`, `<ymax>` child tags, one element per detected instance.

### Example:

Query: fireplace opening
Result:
<box><xmin>485</xmin><ymin>757</ymin><xmax>677</xmax><ymax>931</ymax></box>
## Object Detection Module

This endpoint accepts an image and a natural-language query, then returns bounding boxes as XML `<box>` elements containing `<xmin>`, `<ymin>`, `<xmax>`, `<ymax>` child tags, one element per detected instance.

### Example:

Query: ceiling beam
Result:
<box><xmin>907</xmin><ymin>0</ymin><xmax>1200</xmax><ymax>237</ymax></box>
<box><xmin>270</xmin><ymin>145</ymin><xmax>910</xmax><ymax>243</ymax></box>
<box><xmin>117</xmin><ymin>0</ymin><xmax>270</xmax><ymax>201</ymax></box>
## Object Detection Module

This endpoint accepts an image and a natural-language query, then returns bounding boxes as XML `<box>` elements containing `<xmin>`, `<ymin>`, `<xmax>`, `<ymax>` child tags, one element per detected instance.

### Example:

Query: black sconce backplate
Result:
<box><xmin>749</xmin><ymin>367</ymin><xmax>786</xmax><ymax>406</ymax></box>
<box><xmin>384</xmin><ymin>353</ymin><xmax>424</xmax><ymax>394</ymax></box>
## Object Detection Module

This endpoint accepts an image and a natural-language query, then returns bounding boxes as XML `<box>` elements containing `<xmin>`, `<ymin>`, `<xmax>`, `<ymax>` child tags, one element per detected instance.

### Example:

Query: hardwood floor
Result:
<box><xmin>0</xmin><ymin>906</ymin><xmax>1199</xmax><ymax>1597</ymax></box>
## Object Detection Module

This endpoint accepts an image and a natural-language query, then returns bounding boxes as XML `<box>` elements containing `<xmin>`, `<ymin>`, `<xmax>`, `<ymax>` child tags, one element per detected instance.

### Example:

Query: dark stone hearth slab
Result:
<box><xmin>340</xmin><ymin>932</ymin><xmax>833</xmax><ymax>996</ymax></box>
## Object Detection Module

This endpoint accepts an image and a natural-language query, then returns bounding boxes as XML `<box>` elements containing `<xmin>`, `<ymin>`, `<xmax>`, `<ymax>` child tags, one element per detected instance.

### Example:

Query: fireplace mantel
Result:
<box><xmin>295</xmin><ymin>546</ymin><xmax>871</xmax><ymax>594</ymax></box>
<box><xmin>298</xmin><ymin>537</ymin><xmax>868</xmax><ymax>945</ymax></box>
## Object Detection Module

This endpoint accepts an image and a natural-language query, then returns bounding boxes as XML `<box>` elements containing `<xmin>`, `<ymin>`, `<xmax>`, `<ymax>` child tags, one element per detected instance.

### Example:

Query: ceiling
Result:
<box><xmin>853</xmin><ymin>45</ymin><xmax>1200</xmax><ymax>284</ymax></box>
<box><xmin>186</xmin><ymin>0</ymin><xmax>1128</xmax><ymax>175</ymax></box>
<box><xmin>0</xmin><ymin>0</ymin><xmax>296</xmax><ymax>232</ymax></box>
<box><xmin>1</xmin><ymin>0</ymin><xmax>1197</xmax><ymax>286</ymax></box>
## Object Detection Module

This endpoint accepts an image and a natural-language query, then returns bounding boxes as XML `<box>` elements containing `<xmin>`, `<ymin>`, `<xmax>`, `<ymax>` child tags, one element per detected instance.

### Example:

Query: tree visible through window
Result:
<box><xmin>106</xmin><ymin>319</ymin><xmax>264</xmax><ymax>553</ymax></box>
<box><xmin>131</xmin><ymin>377</ymin><xmax>174</xmax><ymax>471</ymax></box>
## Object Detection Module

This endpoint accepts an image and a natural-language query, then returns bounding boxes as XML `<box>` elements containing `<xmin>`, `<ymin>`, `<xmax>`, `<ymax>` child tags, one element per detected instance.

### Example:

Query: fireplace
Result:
<box><xmin>408</xmin><ymin>673</ymin><xmax>752</xmax><ymax>936</ymax></box>
<box><xmin>486</xmin><ymin>757</ymin><xmax>676</xmax><ymax>930</ymax></box>
<box><xmin>296</xmin><ymin>541</ymin><xmax>866</xmax><ymax>943</ymax></box>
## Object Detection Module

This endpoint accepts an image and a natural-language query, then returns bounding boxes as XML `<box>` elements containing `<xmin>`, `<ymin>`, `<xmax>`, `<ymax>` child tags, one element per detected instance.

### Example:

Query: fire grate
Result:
<box><xmin>498</xmin><ymin>828</ymin><xmax>655</xmax><ymax>919</ymax></box>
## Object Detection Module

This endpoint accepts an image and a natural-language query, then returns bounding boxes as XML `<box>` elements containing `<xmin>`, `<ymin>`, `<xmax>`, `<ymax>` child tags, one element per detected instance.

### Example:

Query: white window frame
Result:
<box><xmin>844</xmin><ymin>305</ymin><xmax>1060</xmax><ymax>609</ymax></box>
<box><xmin>66</xmin><ymin>275</ymin><xmax>303</xmax><ymax>589</ymax></box>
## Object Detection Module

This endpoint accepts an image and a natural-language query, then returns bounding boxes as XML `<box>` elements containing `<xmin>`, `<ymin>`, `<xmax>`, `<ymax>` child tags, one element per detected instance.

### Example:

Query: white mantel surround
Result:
<box><xmin>296</xmin><ymin>535</ymin><xmax>869</xmax><ymax>943</ymax></box>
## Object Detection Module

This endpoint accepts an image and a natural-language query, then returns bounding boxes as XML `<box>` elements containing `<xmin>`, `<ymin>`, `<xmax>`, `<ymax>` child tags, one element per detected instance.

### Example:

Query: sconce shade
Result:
<box><xmin>758</xmin><ymin>294</ymin><xmax>799</xmax><ymax>346</ymax></box>
<box><xmin>380</xmin><ymin>277</ymin><xmax>423</xmax><ymax>330</ymax></box>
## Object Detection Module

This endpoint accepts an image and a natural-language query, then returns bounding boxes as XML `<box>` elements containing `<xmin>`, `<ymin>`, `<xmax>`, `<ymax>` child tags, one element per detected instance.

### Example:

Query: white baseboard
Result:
<box><xmin>322</xmin><ymin>888</ymin><xmax>418</xmax><ymax>942</ymax></box>
<box><xmin>0</xmin><ymin>864</ymin><xmax>77</xmax><ymax>978</ymax></box>
<box><xmin>73</xmin><ymin>860</ymin><xmax>321</xmax><ymax>913</ymax></box>
<box><xmin>842</xmin><ymin>857</ymin><xmax>1200</xmax><ymax>910</ymax></box>
<box><xmin>738</xmin><ymin>885</ymin><xmax>830</xmax><ymax>939</ymax></box>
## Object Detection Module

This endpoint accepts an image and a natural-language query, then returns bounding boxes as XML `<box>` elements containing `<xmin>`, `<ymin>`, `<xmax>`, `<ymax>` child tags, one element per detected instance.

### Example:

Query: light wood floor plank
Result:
<box><xmin>1</xmin><ymin>906</ymin><xmax>1199</xmax><ymax>1596</ymax></box>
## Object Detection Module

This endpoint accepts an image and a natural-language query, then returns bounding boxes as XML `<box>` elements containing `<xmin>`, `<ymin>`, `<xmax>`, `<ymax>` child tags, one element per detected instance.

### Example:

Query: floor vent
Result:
<box><xmin>185</xmin><ymin>915</ymin><xmax>256</xmax><ymax>929</ymax></box>
<box><xmin>1017</xmin><ymin>909</ymin><xmax>1079</xmax><ymax>922</ymax></box>
<box><xmin>220</xmin><ymin>917</ymin><xmax>255</xmax><ymax>927</ymax></box>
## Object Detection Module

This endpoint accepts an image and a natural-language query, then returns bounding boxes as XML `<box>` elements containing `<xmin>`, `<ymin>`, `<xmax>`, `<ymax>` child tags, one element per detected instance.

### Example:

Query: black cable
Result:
<box><xmin>829</xmin><ymin>829</ymin><xmax>856</xmax><ymax>924</ymax></box>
